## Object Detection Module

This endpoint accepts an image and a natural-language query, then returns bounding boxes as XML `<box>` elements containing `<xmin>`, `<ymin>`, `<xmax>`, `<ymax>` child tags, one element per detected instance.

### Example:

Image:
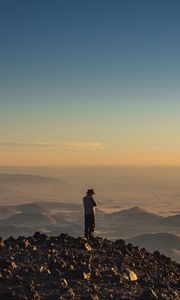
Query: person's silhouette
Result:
<box><xmin>83</xmin><ymin>189</ymin><xmax>97</xmax><ymax>239</ymax></box>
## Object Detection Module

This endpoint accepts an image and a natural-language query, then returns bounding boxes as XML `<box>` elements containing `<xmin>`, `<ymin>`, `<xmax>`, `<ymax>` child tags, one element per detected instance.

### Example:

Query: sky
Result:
<box><xmin>0</xmin><ymin>0</ymin><xmax>180</xmax><ymax>166</ymax></box>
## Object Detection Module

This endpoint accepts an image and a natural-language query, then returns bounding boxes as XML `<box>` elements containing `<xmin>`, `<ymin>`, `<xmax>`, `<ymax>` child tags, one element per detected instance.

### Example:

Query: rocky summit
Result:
<box><xmin>0</xmin><ymin>233</ymin><xmax>179</xmax><ymax>300</ymax></box>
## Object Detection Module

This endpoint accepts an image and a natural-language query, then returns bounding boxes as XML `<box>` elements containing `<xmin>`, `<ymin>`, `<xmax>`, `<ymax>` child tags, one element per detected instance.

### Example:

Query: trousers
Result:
<box><xmin>84</xmin><ymin>214</ymin><xmax>95</xmax><ymax>239</ymax></box>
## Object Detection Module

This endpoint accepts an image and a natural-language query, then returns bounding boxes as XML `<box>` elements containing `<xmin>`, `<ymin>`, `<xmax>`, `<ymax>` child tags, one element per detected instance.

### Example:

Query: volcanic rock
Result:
<box><xmin>0</xmin><ymin>233</ymin><xmax>179</xmax><ymax>299</ymax></box>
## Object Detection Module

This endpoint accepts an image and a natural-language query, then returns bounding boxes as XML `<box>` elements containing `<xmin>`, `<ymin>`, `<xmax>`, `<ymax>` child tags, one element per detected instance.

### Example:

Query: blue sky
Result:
<box><xmin>0</xmin><ymin>0</ymin><xmax>180</xmax><ymax>165</ymax></box>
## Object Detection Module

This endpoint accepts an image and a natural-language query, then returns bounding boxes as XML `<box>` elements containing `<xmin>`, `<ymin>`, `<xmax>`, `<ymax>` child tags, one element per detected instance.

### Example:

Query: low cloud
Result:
<box><xmin>0</xmin><ymin>143</ymin><xmax>61</xmax><ymax>148</ymax></box>
<box><xmin>0</xmin><ymin>142</ymin><xmax>104</xmax><ymax>151</ymax></box>
<box><xmin>62</xmin><ymin>142</ymin><xmax>104</xmax><ymax>151</ymax></box>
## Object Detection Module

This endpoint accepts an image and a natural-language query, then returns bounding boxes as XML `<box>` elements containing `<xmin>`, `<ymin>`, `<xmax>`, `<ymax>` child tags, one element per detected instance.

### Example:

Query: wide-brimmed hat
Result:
<box><xmin>87</xmin><ymin>189</ymin><xmax>95</xmax><ymax>194</ymax></box>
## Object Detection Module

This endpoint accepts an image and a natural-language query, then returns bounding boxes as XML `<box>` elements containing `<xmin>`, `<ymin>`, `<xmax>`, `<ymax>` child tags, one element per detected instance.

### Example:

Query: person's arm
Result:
<box><xmin>92</xmin><ymin>198</ymin><xmax>97</xmax><ymax>207</ymax></box>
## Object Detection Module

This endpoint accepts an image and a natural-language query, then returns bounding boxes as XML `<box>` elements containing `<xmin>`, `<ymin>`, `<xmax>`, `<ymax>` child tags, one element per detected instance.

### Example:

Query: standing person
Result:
<box><xmin>83</xmin><ymin>189</ymin><xmax>97</xmax><ymax>239</ymax></box>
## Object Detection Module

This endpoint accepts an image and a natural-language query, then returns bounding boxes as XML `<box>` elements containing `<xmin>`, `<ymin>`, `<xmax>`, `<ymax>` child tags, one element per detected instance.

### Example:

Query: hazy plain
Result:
<box><xmin>0</xmin><ymin>166</ymin><xmax>179</xmax><ymax>216</ymax></box>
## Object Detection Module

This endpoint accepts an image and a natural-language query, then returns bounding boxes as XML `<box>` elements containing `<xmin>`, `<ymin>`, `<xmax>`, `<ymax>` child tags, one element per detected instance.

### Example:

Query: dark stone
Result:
<box><xmin>140</xmin><ymin>288</ymin><xmax>158</xmax><ymax>300</ymax></box>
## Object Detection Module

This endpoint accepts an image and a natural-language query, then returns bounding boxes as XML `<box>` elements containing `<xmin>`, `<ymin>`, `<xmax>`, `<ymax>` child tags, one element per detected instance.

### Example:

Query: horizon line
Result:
<box><xmin>1</xmin><ymin>164</ymin><xmax>180</xmax><ymax>168</ymax></box>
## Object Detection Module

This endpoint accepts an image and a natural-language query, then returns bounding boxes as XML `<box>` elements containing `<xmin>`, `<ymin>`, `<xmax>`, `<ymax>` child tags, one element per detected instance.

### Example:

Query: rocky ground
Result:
<box><xmin>0</xmin><ymin>233</ymin><xmax>179</xmax><ymax>300</ymax></box>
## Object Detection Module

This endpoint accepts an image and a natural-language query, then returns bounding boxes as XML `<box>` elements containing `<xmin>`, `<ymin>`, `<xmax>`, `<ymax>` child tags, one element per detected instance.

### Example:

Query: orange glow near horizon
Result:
<box><xmin>1</xmin><ymin>146</ymin><xmax>180</xmax><ymax>166</ymax></box>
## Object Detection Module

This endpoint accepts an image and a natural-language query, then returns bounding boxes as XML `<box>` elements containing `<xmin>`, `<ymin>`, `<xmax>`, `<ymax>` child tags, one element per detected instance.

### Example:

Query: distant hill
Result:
<box><xmin>0</xmin><ymin>225</ymin><xmax>33</xmax><ymax>238</ymax></box>
<box><xmin>0</xmin><ymin>173</ymin><xmax>63</xmax><ymax>185</ymax></box>
<box><xmin>127</xmin><ymin>232</ymin><xmax>180</xmax><ymax>262</ymax></box>
<box><xmin>38</xmin><ymin>201</ymin><xmax>82</xmax><ymax>211</ymax></box>
<box><xmin>96</xmin><ymin>206</ymin><xmax>180</xmax><ymax>238</ymax></box>
<box><xmin>17</xmin><ymin>202</ymin><xmax>47</xmax><ymax>213</ymax></box>
<box><xmin>160</xmin><ymin>214</ymin><xmax>180</xmax><ymax>227</ymax></box>
<box><xmin>0</xmin><ymin>174</ymin><xmax>66</xmax><ymax>203</ymax></box>
<box><xmin>52</xmin><ymin>211</ymin><xmax>81</xmax><ymax>224</ymax></box>
<box><xmin>110</xmin><ymin>206</ymin><xmax>163</xmax><ymax>223</ymax></box>
<box><xmin>1</xmin><ymin>212</ymin><xmax>54</xmax><ymax>227</ymax></box>
<box><xmin>0</xmin><ymin>206</ymin><xmax>19</xmax><ymax>218</ymax></box>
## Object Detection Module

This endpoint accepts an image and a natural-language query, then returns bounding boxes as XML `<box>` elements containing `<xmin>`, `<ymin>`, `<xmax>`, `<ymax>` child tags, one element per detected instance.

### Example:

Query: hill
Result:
<box><xmin>161</xmin><ymin>214</ymin><xmax>180</xmax><ymax>227</ymax></box>
<box><xmin>0</xmin><ymin>225</ymin><xmax>33</xmax><ymax>238</ymax></box>
<box><xmin>110</xmin><ymin>206</ymin><xmax>163</xmax><ymax>223</ymax></box>
<box><xmin>0</xmin><ymin>234</ymin><xmax>179</xmax><ymax>299</ymax></box>
<box><xmin>127</xmin><ymin>232</ymin><xmax>180</xmax><ymax>263</ymax></box>
<box><xmin>0</xmin><ymin>173</ymin><xmax>62</xmax><ymax>184</ymax></box>
<box><xmin>0</xmin><ymin>174</ymin><xmax>65</xmax><ymax>204</ymax></box>
<box><xmin>17</xmin><ymin>202</ymin><xmax>47</xmax><ymax>213</ymax></box>
<box><xmin>1</xmin><ymin>212</ymin><xmax>54</xmax><ymax>227</ymax></box>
